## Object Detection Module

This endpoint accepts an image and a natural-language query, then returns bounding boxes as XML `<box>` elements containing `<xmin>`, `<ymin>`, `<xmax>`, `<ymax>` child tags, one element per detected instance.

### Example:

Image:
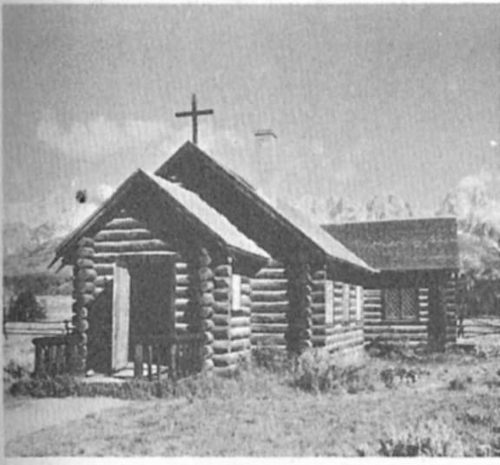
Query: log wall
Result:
<box><xmin>444</xmin><ymin>274</ymin><xmax>458</xmax><ymax>346</ymax></box>
<box><xmin>250</xmin><ymin>261</ymin><xmax>289</xmax><ymax>350</ymax></box>
<box><xmin>91</xmin><ymin>213</ymin><xmax>188</xmax><ymax>335</ymax></box>
<box><xmin>364</xmin><ymin>272</ymin><xmax>458</xmax><ymax>347</ymax></box>
<box><xmin>363</xmin><ymin>287</ymin><xmax>429</xmax><ymax>345</ymax></box>
<box><xmin>311</xmin><ymin>271</ymin><xmax>365</xmax><ymax>365</ymax></box>
<box><xmin>212</xmin><ymin>264</ymin><xmax>252</xmax><ymax>375</ymax></box>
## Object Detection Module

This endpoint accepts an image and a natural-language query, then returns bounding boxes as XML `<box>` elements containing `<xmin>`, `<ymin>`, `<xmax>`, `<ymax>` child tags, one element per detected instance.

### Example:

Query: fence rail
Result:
<box><xmin>33</xmin><ymin>334</ymin><xmax>79</xmax><ymax>377</ymax></box>
<box><xmin>460</xmin><ymin>318</ymin><xmax>500</xmax><ymax>339</ymax></box>
<box><xmin>133</xmin><ymin>333</ymin><xmax>205</xmax><ymax>381</ymax></box>
<box><xmin>5</xmin><ymin>320</ymin><xmax>73</xmax><ymax>337</ymax></box>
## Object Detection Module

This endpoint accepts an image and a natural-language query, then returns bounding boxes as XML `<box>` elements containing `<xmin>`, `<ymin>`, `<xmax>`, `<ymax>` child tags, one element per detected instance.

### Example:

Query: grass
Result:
<box><xmin>5</xmin><ymin>345</ymin><xmax>500</xmax><ymax>457</ymax></box>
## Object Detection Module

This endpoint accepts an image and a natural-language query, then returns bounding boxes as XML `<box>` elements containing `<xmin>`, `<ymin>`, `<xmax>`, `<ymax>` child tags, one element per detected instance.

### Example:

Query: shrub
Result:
<box><xmin>448</xmin><ymin>376</ymin><xmax>470</xmax><ymax>391</ymax></box>
<box><xmin>252</xmin><ymin>345</ymin><xmax>293</xmax><ymax>374</ymax></box>
<box><xmin>291</xmin><ymin>349</ymin><xmax>374</xmax><ymax>394</ymax></box>
<box><xmin>379</xmin><ymin>420</ymin><xmax>466</xmax><ymax>456</ymax></box>
<box><xmin>293</xmin><ymin>349</ymin><xmax>335</xmax><ymax>393</ymax></box>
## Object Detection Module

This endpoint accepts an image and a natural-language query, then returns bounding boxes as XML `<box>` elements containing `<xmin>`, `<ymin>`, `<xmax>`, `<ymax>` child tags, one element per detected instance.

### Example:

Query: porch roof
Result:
<box><xmin>51</xmin><ymin>169</ymin><xmax>269</xmax><ymax>268</ymax></box>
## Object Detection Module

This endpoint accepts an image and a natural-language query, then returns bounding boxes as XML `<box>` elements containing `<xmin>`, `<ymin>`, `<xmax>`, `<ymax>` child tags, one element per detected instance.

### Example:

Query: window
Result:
<box><xmin>325</xmin><ymin>280</ymin><xmax>334</xmax><ymax>325</ymax></box>
<box><xmin>383</xmin><ymin>288</ymin><xmax>418</xmax><ymax>321</ymax></box>
<box><xmin>231</xmin><ymin>274</ymin><xmax>241</xmax><ymax>311</ymax></box>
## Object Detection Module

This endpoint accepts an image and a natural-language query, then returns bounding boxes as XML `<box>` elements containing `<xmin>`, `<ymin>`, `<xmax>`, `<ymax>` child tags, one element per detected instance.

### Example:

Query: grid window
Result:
<box><xmin>383</xmin><ymin>288</ymin><xmax>418</xmax><ymax>321</ymax></box>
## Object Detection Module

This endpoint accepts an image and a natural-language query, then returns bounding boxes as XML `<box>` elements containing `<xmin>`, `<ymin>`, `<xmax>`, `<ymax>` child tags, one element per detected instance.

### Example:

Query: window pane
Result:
<box><xmin>401</xmin><ymin>288</ymin><xmax>418</xmax><ymax>320</ymax></box>
<box><xmin>384</xmin><ymin>289</ymin><xmax>400</xmax><ymax>320</ymax></box>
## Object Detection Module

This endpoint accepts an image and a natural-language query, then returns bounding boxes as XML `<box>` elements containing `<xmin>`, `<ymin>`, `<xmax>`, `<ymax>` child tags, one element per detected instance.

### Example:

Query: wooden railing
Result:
<box><xmin>133</xmin><ymin>332</ymin><xmax>205</xmax><ymax>381</ymax></box>
<box><xmin>33</xmin><ymin>334</ymin><xmax>79</xmax><ymax>377</ymax></box>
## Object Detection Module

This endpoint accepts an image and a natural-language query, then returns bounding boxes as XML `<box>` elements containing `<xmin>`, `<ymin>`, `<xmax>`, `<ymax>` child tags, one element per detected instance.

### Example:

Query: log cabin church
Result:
<box><xmin>41</xmin><ymin>140</ymin><xmax>459</xmax><ymax>380</ymax></box>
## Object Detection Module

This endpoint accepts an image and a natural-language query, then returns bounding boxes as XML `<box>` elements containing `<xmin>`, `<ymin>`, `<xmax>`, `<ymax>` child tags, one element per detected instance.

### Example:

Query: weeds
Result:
<box><xmin>379</xmin><ymin>420</ymin><xmax>466</xmax><ymax>456</ymax></box>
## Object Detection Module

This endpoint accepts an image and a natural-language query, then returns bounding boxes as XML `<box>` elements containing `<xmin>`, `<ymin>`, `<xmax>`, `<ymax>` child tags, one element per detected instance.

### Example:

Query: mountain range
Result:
<box><xmin>4</xmin><ymin>181</ymin><xmax>500</xmax><ymax>281</ymax></box>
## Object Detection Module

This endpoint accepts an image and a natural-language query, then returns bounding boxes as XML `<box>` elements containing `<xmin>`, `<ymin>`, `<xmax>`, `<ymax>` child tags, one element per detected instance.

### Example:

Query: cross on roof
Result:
<box><xmin>175</xmin><ymin>94</ymin><xmax>214</xmax><ymax>145</ymax></box>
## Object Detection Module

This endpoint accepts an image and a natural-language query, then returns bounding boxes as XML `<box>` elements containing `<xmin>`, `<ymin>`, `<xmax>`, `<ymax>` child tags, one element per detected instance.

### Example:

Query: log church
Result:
<box><xmin>38</xmin><ymin>98</ymin><xmax>459</xmax><ymax>380</ymax></box>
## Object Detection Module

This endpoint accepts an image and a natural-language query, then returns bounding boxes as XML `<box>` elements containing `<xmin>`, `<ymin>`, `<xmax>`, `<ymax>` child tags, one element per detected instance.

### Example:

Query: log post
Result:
<box><xmin>186</xmin><ymin>248</ymin><xmax>215</xmax><ymax>372</ymax></box>
<box><xmin>285</xmin><ymin>260</ymin><xmax>313</xmax><ymax>355</ymax></box>
<box><xmin>71</xmin><ymin>237</ymin><xmax>96</xmax><ymax>374</ymax></box>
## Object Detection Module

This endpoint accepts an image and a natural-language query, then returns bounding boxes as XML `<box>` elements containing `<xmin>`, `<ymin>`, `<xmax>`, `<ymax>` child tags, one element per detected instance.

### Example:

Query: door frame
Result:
<box><xmin>111</xmin><ymin>252</ymin><xmax>177</xmax><ymax>373</ymax></box>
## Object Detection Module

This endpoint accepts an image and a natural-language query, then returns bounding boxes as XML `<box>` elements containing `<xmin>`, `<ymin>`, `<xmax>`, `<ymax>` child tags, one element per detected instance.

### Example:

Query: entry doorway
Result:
<box><xmin>111</xmin><ymin>253</ymin><xmax>176</xmax><ymax>373</ymax></box>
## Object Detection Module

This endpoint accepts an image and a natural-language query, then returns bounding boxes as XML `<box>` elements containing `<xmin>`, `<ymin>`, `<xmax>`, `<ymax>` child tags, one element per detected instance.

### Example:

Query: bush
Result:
<box><xmin>379</xmin><ymin>420</ymin><xmax>466</xmax><ymax>456</ymax></box>
<box><xmin>291</xmin><ymin>349</ymin><xmax>374</xmax><ymax>394</ymax></box>
<box><xmin>252</xmin><ymin>345</ymin><xmax>294</xmax><ymax>374</ymax></box>
<box><xmin>448</xmin><ymin>376</ymin><xmax>470</xmax><ymax>391</ymax></box>
<box><xmin>7</xmin><ymin>290</ymin><xmax>46</xmax><ymax>322</ymax></box>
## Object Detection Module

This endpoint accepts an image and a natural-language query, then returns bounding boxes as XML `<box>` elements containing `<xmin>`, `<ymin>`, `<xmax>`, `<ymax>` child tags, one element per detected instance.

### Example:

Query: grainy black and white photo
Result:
<box><xmin>3</xmin><ymin>3</ymin><xmax>500</xmax><ymax>458</ymax></box>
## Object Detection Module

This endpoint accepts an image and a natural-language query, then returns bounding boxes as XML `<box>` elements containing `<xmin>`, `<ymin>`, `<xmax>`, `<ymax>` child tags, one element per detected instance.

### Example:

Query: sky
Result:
<box><xmin>3</xmin><ymin>4</ymin><xmax>500</xmax><ymax>229</ymax></box>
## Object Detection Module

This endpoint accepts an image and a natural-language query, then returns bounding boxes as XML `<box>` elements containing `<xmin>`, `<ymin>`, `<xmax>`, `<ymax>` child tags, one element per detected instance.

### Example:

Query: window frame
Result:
<box><xmin>382</xmin><ymin>287</ymin><xmax>419</xmax><ymax>322</ymax></box>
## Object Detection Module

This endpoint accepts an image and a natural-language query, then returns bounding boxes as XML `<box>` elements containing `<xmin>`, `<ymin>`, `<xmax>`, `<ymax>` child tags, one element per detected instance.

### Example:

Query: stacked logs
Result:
<box><xmin>72</xmin><ymin>237</ymin><xmax>97</xmax><ymax>374</ymax></box>
<box><xmin>174</xmin><ymin>260</ymin><xmax>190</xmax><ymax>333</ymax></box>
<box><xmin>212</xmin><ymin>264</ymin><xmax>252</xmax><ymax>375</ymax></box>
<box><xmin>92</xmin><ymin>215</ymin><xmax>171</xmax><ymax>295</ymax></box>
<box><xmin>250</xmin><ymin>261</ymin><xmax>289</xmax><ymax>350</ymax></box>
<box><xmin>310</xmin><ymin>268</ymin><xmax>327</xmax><ymax>347</ymax></box>
<box><xmin>363</xmin><ymin>287</ymin><xmax>429</xmax><ymax>346</ymax></box>
<box><xmin>186</xmin><ymin>248</ymin><xmax>214</xmax><ymax>372</ymax></box>
<box><xmin>443</xmin><ymin>273</ymin><xmax>458</xmax><ymax>346</ymax></box>
<box><xmin>284</xmin><ymin>261</ymin><xmax>313</xmax><ymax>354</ymax></box>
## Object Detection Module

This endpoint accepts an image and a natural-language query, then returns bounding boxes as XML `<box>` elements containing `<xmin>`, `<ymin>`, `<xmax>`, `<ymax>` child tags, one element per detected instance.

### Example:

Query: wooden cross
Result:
<box><xmin>175</xmin><ymin>94</ymin><xmax>214</xmax><ymax>145</ymax></box>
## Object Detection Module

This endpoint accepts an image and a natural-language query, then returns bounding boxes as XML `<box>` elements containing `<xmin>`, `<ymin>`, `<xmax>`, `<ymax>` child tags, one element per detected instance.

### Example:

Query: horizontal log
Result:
<box><xmin>213</xmin><ymin>301</ymin><xmax>230</xmax><ymax>314</ymax></box>
<box><xmin>251</xmin><ymin>302</ymin><xmax>288</xmax><ymax>313</ymax></box>
<box><xmin>250</xmin><ymin>279</ymin><xmax>288</xmax><ymax>291</ymax></box>
<box><xmin>104</xmin><ymin>217</ymin><xmax>145</xmax><ymax>229</ymax></box>
<box><xmin>232</xmin><ymin>308</ymin><xmax>252</xmax><ymax>317</ymax></box>
<box><xmin>94</xmin><ymin>240</ymin><xmax>169</xmax><ymax>253</ymax></box>
<box><xmin>212</xmin><ymin>315</ymin><xmax>250</xmax><ymax>327</ymax></box>
<box><xmin>176</xmin><ymin>274</ymin><xmax>189</xmax><ymax>287</ymax></box>
<box><xmin>213</xmin><ymin>326</ymin><xmax>251</xmax><ymax>340</ymax></box>
<box><xmin>251</xmin><ymin>290</ymin><xmax>288</xmax><ymax>302</ymax></box>
<box><xmin>251</xmin><ymin>313</ymin><xmax>287</xmax><ymax>324</ymax></box>
<box><xmin>175</xmin><ymin>298</ymin><xmax>189</xmax><ymax>312</ymax></box>
<box><xmin>214</xmin><ymin>277</ymin><xmax>231</xmax><ymax>289</ymax></box>
<box><xmin>251</xmin><ymin>333</ymin><xmax>286</xmax><ymax>346</ymax></box>
<box><xmin>251</xmin><ymin>323</ymin><xmax>287</xmax><ymax>334</ymax></box>
<box><xmin>94</xmin><ymin>229</ymin><xmax>153</xmax><ymax>242</ymax></box>
<box><xmin>325</xmin><ymin>338</ymin><xmax>365</xmax><ymax>353</ymax></box>
<box><xmin>175</xmin><ymin>322</ymin><xmax>188</xmax><ymax>332</ymax></box>
<box><xmin>323</xmin><ymin>333</ymin><xmax>364</xmax><ymax>347</ymax></box>
<box><xmin>364</xmin><ymin>334</ymin><xmax>427</xmax><ymax>342</ymax></box>
<box><xmin>175</xmin><ymin>287</ymin><xmax>189</xmax><ymax>299</ymax></box>
<box><xmin>255</xmin><ymin>268</ymin><xmax>286</xmax><ymax>279</ymax></box>
<box><xmin>213</xmin><ymin>339</ymin><xmax>251</xmax><ymax>354</ymax></box>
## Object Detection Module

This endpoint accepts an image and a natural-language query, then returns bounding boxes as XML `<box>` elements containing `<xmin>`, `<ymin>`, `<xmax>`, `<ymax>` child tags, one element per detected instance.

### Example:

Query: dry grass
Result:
<box><xmin>6</xmin><ymin>348</ymin><xmax>500</xmax><ymax>457</ymax></box>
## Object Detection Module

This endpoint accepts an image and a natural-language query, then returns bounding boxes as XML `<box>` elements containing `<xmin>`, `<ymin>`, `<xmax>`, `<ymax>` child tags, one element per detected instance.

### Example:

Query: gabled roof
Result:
<box><xmin>155</xmin><ymin>141</ymin><xmax>375</xmax><ymax>274</ymax></box>
<box><xmin>322</xmin><ymin>217</ymin><xmax>459</xmax><ymax>271</ymax></box>
<box><xmin>52</xmin><ymin>169</ymin><xmax>269</xmax><ymax>268</ymax></box>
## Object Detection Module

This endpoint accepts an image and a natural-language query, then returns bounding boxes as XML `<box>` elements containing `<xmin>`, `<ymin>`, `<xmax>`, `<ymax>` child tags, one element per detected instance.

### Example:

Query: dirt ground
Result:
<box><xmin>4</xmin><ymin>396</ymin><xmax>135</xmax><ymax>443</ymax></box>
<box><xmin>5</xmin><ymin>348</ymin><xmax>500</xmax><ymax>456</ymax></box>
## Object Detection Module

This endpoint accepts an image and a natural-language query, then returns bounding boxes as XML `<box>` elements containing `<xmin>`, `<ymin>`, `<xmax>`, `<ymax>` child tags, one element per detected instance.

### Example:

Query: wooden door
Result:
<box><xmin>112</xmin><ymin>261</ymin><xmax>131</xmax><ymax>371</ymax></box>
<box><xmin>129</xmin><ymin>256</ymin><xmax>176</xmax><ymax>356</ymax></box>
